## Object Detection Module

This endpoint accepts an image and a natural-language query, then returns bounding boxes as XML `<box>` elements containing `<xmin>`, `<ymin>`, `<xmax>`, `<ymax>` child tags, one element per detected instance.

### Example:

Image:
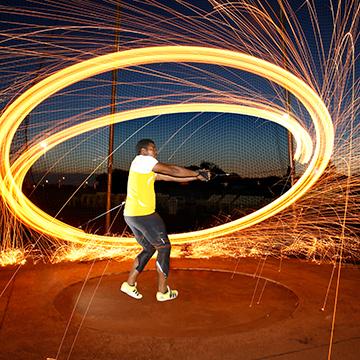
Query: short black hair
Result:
<box><xmin>136</xmin><ymin>139</ymin><xmax>155</xmax><ymax>154</ymax></box>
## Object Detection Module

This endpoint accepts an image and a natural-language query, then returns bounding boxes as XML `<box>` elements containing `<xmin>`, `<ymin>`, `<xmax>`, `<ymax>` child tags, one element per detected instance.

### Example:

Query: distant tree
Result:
<box><xmin>199</xmin><ymin>161</ymin><xmax>226</xmax><ymax>175</ymax></box>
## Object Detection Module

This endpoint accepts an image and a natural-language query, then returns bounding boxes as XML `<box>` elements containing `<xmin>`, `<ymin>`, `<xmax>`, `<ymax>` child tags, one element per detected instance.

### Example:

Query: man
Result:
<box><xmin>121</xmin><ymin>139</ymin><xmax>209</xmax><ymax>302</ymax></box>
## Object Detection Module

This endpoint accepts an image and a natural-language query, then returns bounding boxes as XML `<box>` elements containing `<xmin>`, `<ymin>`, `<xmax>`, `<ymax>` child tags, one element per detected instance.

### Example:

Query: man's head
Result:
<box><xmin>136</xmin><ymin>139</ymin><xmax>157</xmax><ymax>158</ymax></box>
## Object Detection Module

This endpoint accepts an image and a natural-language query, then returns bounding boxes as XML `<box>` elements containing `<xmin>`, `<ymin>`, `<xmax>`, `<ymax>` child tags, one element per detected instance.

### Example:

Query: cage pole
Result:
<box><xmin>105</xmin><ymin>2</ymin><xmax>121</xmax><ymax>233</ymax></box>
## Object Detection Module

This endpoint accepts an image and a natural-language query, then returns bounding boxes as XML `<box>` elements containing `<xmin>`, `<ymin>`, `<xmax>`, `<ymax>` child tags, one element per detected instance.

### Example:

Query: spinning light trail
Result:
<box><xmin>0</xmin><ymin>46</ymin><xmax>334</xmax><ymax>247</ymax></box>
<box><xmin>0</xmin><ymin>4</ymin><xmax>357</xmax><ymax>360</ymax></box>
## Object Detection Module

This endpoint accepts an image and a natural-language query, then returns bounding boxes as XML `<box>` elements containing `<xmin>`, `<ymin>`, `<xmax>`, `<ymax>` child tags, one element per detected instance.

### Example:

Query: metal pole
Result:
<box><xmin>279</xmin><ymin>1</ymin><xmax>295</xmax><ymax>186</ymax></box>
<box><xmin>105</xmin><ymin>2</ymin><xmax>121</xmax><ymax>234</ymax></box>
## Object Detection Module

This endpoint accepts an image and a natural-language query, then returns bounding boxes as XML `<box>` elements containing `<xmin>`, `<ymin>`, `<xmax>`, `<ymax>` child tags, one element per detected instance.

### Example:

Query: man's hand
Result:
<box><xmin>197</xmin><ymin>169</ymin><xmax>211</xmax><ymax>182</ymax></box>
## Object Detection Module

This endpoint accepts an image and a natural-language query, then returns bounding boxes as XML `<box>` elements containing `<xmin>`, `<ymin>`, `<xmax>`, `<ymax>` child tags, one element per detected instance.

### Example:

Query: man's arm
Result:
<box><xmin>153</xmin><ymin>162</ymin><xmax>210</xmax><ymax>181</ymax></box>
<box><xmin>153</xmin><ymin>162</ymin><xmax>199</xmax><ymax>178</ymax></box>
<box><xmin>156</xmin><ymin>173</ymin><xmax>199</xmax><ymax>182</ymax></box>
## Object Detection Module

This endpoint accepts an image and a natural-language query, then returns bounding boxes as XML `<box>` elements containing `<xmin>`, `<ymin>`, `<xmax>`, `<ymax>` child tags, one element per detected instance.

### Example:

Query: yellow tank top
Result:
<box><xmin>124</xmin><ymin>155</ymin><xmax>158</xmax><ymax>216</ymax></box>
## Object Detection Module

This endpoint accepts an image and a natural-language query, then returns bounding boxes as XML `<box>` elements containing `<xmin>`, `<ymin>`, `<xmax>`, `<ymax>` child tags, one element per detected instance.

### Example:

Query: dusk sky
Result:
<box><xmin>1</xmin><ymin>0</ymin><xmax>356</xmax><ymax>184</ymax></box>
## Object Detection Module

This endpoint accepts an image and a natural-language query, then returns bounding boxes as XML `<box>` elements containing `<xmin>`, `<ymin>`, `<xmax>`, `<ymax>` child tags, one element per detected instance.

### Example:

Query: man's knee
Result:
<box><xmin>136</xmin><ymin>247</ymin><xmax>156</xmax><ymax>272</ymax></box>
<box><xmin>157</xmin><ymin>242</ymin><xmax>171</xmax><ymax>256</ymax></box>
<box><xmin>156</xmin><ymin>243</ymin><xmax>171</xmax><ymax>277</ymax></box>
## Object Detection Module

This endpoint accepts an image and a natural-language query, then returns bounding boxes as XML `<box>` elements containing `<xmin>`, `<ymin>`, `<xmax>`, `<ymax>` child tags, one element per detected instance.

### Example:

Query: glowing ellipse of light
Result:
<box><xmin>9</xmin><ymin>102</ymin><xmax>312</xmax><ymax>246</ymax></box>
<box><xmin>0</xmin><ymin>46</ymin><xmax>334</xmax><ymax>247</ymax></box>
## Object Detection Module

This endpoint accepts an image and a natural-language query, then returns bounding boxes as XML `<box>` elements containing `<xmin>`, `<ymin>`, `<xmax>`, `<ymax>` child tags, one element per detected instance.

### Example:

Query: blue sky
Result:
<box><xmin>1</xmin><ymin>0</ymin><xmax>357</xmax><ymax>182</ymax></box>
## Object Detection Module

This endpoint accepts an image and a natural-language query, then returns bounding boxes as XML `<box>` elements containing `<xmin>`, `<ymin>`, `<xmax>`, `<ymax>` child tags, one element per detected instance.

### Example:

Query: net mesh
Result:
<box><xmin>7</xmin><ymin>63</ymin><xmax>297</xmax><ymax>234</ymax></box>
<box><xmin>1</xmin><ymin>0</ymin><xmax>358</xmax><ymax>262</ymax></box>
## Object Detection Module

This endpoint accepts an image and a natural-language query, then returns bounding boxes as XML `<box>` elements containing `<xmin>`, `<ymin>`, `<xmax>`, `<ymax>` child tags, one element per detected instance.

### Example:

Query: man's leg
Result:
<box><xmin>126</xmin><ymin>213</ymin><xmax>178</xmax><ymax>301</ymax></box>
<box><xmin>122</xmin><ymin>217</ymin><xmax>156</xmax><ymax>299</ymax></box>
<box><xmin>126</xmin><ymin>234</ymin><xmax>170</xmax><ymax>293</ymax></box>
<box><xmin>137</xmin><ymin>213</ymin><xmax>178</xmax><ymax>301</ymax></box>
<box><xmin>155</xmin><ymin>242</ymin><xmax>178</xmax><ymax>301</ymax></box>
<box><xmin>127</xmin><ymin>241</ymin><xmax>156</xmax><ymax>285</ymax></box>
<box><xmin>155</xmin><ymin>243</ymin><xmax>171</xmax><ymax>293</ymax></box>
<box><xmin>132</xmin><ymin>213</ymin><xmax>171</xmax><ymax>293</ymax></box>
<box><xmin>127</xmin><ymin>257</ymin><xmax>140</xmax><ymax>286</ymax></box>
<box><xmin>125</xmin><ymin>220</ymin><xmax>156</xmax><ymax>281</ymax></box>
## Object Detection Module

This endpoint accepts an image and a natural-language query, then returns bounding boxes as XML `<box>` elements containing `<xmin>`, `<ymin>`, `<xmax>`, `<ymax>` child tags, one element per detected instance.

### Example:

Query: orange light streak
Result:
<box><xmin>0</xmin><ymin>46</ymin><xmax>334</xmax><ymax>247</ymax></box>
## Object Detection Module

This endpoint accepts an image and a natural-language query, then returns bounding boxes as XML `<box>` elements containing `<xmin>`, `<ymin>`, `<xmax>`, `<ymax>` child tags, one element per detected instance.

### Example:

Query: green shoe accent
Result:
<box><xmin>156</xmin><ymin>286</ymin><xmax>178</xmax><ymax>302</ymax></box>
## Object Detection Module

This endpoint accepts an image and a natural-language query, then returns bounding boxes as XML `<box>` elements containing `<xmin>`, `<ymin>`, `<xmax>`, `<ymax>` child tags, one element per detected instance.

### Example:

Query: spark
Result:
<box><xmin>0</xmin><ymin>0</ymin><xmax>357</xmax><ymax>265</ymax></box>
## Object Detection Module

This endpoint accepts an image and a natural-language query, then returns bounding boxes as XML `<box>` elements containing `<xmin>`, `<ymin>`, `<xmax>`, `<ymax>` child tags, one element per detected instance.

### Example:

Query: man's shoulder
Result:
<box><xmin>132</xmin><ymin>154</ymin><xmax>158</xmax><ymax>164</ymax></box>
<box><xmin>130</xmin><ymin>155</ymin><xmax>158</xmax><ymax>173</ymax></box>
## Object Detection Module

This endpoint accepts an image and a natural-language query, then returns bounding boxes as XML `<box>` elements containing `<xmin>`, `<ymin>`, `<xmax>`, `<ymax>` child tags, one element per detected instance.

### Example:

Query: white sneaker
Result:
<box><xmin>156</xmin><ymin>286</ymin><xmax>178</xmax><ymax>302</ymax></box>
<box><xmin>120</xmin><ymin>282</ymin><xmax>143</xmax><ymax>299</ymax></box>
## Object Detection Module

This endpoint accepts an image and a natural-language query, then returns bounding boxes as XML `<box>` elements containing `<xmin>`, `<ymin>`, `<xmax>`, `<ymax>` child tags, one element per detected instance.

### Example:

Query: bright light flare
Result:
<box><xmin>0</xmin><ymin>46</ymin><xmax>334</xmax><ymax>247</ymax></box>
<box><xmin>0</xmin><ymin>249</ymin><xmax>26</xmax><ymax>267</ymax></box>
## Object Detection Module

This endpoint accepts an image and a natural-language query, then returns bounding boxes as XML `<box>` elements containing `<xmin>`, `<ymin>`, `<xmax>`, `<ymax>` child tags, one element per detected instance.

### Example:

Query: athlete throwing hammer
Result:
<box><xmin>121</xmin><ymin>139</ymin><xmax>209</xmax><ymax>302</ymax></box>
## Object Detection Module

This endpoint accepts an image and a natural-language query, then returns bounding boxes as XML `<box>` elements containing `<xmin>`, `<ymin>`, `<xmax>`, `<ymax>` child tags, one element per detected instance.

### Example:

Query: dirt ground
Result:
<box><xmin>0</xmin><ymin>257</ymin><xmax>359</xmax><ymax>360</ymax></box>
